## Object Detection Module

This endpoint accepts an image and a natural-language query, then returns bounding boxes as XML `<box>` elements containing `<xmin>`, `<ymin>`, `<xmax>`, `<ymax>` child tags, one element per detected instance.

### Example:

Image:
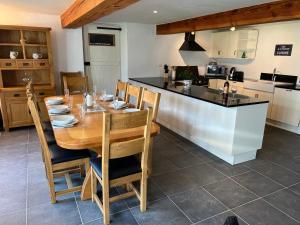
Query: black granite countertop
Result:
<box><xmin>129</xmin><ymin>77</ymin><xmax>269</xmax><ymax>107</ymax></box>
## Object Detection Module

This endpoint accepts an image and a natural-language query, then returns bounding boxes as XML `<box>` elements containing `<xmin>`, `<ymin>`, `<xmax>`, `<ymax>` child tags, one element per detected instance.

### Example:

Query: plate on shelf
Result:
<box><xmin>100</xmin><ymin>94</ymin><xmax>114</xmax><ymax>101</ymax></box>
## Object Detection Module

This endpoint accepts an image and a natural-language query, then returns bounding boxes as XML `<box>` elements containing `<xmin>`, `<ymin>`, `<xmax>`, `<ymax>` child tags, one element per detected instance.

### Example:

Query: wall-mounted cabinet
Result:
<box><xmin>211</xmin><ymin>29</ymin><xmax>259</xmax><ymax>59</ymax></box>
<box><xmin>0</xmin><ymin>25</ymin><xmax>55</xmax><ymax>131</ymax></box>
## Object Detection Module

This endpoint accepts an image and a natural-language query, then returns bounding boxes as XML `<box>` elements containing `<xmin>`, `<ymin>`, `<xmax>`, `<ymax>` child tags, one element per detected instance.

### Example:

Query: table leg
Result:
<box><xmin>81</xmin><ymin>168</ymin><xmax>92</xmax><ymax>201</ymax></box>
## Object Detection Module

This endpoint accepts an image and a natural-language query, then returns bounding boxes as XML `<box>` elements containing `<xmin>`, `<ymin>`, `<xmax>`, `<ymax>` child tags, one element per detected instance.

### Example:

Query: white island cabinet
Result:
<box><xmin>130</xmin><ymin>78</ymin><xmax>268</xmax><ymax>165</ymax></box>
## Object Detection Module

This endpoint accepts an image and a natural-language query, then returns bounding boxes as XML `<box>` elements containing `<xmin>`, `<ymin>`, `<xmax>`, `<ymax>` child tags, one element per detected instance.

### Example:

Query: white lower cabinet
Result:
<box><xmin>271</xmin><ymin>88</ymin><xmax>300</xmax><ymax>126</ymax></box>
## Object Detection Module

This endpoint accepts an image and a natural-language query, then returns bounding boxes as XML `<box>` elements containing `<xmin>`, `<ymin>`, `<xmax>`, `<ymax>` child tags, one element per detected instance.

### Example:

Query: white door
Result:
<box><xmin>85</xmin><ymin>26</ymin><xmax>121</xmax><ymax>94</ymax></box>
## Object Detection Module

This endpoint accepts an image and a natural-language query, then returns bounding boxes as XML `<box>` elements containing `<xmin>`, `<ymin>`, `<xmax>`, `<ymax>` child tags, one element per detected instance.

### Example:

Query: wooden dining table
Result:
<box><xmin>45</xmin><ymin>94</ymin><xmax>160</xmax><ymax>200</ymax></box>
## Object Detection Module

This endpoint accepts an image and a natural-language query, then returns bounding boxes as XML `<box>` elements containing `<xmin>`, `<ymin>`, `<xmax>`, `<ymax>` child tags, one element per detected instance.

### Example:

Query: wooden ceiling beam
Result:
<box><xmin>157</xmin><ymin>0</ymin><xmax>300</xmax><ymax>35</ymax></box>
<box><xmin>61</xmin><ymin>0</ymin><xmax>140</xmax><ymax>28</ymax></box>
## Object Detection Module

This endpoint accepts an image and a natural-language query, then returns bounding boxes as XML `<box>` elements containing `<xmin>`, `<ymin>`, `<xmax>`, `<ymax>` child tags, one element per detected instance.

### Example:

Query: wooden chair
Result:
<box><xmin>139</xmin><ymin>89</ymin><xmax>161</xmax><ymax>122</ymax></box>
<box><xmin>115</xmin><ymin>80</ymin><xmax>128</xmax><ymax>101</ymax></box>
<box><xmin>90</xmin><ymin>108</ymin><xmax>153</xmax><ymax>224</ymax></box>
<box><xmin>61</xmin><ymin>71</ymin><xmax>88</xmax><ymax>94</ymax></box>
<box><xmin>125</xmin><ymin>84</ymin><xmax>142</xmax><ymax>108</ymax></box>
<box><xmin>26</xmin><ymin>88</ymin><xmax>90</xmax><ymax>204</ymax></box>
<box><xmin>26</xmin><ymin>81</ymin><xmax>55</xmax><ymax>144</ymax></box>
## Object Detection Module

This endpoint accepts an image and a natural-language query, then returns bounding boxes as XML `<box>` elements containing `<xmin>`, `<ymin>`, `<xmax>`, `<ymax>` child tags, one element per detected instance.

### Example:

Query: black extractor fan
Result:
<box><xmin>179</xmin><ymin>32</ymin><xmax>205</xmax><ymax>51</ymax></box>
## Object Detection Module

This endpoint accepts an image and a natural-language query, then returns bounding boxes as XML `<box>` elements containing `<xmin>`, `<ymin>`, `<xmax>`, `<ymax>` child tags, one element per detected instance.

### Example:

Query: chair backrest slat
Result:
<box><xmin>139</xmin><ymin>89</ymin><xmax>161</xmax><ymax>121</ymax></box>
<box><xmin>110</xmin><ymin>137</ymin><xmax>145</xmax><ymax>159</ymax></box>
<box><xmin>61</xmin><ymin>72</ymin><xmax>88</xmax><ymax>94</ymax></box>
<box><xmin>125</xmin><ymin>84</ymin><xmax>142</xmax><ymax>108</ymax></box>
<box><xmin>110</xmin><ymin>110</ymin><xmax>148</xmax><ymax>130</ymax></box>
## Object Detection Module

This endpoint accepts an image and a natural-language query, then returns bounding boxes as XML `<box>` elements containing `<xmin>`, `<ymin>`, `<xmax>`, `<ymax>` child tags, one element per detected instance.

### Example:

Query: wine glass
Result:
<box><xmin>68</xmin><ymin>96</ymin><xmax>74</xmax><ymax>109</ymax></box>
<box><xmin>113</xmin><ymin>96</ymin><xmax>119</xmax><ymax>109</ymax></box>
<box><xmin>64</xmin><ymin>88</ymin><xmax>70</xmax><ymax>101</ymax></box>
<box><xmin>92</xmin><ymin>85</ymin><xmax>97</xmax><ymax>105</ymax></box>
<box><xmin>231</xmin><ymin>87</ymin><xmax>237</xmax><ymax>99</ymax></box>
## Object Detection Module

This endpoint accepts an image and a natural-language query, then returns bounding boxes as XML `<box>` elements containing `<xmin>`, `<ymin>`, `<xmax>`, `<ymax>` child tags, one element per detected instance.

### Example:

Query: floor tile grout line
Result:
<box><xmin>73</xmin><ymin>193</ymin><xmax>84</xmax><ymax>225</ymax></box>
<box><xmin>201</xmin><ymin>187</ymin><xmax>250</xmax><ymax>225</ymax></box>
<box><xmin>268</xmin><ymin>160</ymin><xmax>300</xmax><ymax>176</ymax></box>
<box><xmin>191</xmin><ymin>209</ymin><xmax>230</xmax><ymax>225</ymax></box>
<box><xmin>166</xmin><ymin>195</ymin><xmax>194</xmax><ymax>224</ymax></box>
<box><xmin>128</xmin><ymin>207</ymin><xmax>142</xmax><ymax>225</ymax></box>
<box><xmin>243</xmin><ymin>165</ymin><xmax>292</xmax><ymax>188</ymax></box>
<box><xmin>210</xmin><ymin>162</ymin><xmax>300</xmax><ymax>224</ymax></box>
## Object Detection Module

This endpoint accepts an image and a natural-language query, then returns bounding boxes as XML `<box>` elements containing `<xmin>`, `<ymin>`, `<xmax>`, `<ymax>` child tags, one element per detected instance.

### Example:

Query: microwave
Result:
<box><xmin>206</xmin><ymin>64</ymin><xmax>227</xmax><ymax>76</ymax></box>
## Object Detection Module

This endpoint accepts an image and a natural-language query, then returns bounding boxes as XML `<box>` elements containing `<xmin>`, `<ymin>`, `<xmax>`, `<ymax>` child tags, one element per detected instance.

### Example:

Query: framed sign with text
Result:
<box><xmin>274</xmin><ymin>44</ymin><xmax>293</xmax><ymax>56</ymax></box>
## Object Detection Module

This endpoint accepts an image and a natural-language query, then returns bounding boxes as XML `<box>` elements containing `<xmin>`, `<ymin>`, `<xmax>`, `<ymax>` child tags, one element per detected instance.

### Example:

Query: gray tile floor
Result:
<box><xmin>0</xmin><ymin>125</ymin><xmax>299</xmax><ymax>225</ymax></box>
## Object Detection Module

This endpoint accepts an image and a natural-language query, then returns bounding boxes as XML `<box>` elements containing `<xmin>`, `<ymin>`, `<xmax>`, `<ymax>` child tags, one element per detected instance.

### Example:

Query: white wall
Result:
<box><xmin>217</xmin><ymin>21</ymin><xmax>300</xmax><ymax>80</ymax></box>
<box><xmin>0</xmin><ymin>5</ymin><xmax>84</xmax><ymax>92</ymax></box>
<box><xmin>126</xmin><ymin>23</ymin><xmax>159</xmax><ymax>78</ymax></box>
<box><xmin>153</xmin><ymin>20</ymin><xmax>300</xmax><ymax>80</ymax></box>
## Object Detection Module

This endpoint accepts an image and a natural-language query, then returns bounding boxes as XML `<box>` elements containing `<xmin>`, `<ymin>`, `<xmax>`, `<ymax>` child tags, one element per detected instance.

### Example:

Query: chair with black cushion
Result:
<box><xmin>27</xmin><ymin>88</ymin><xmax>90</xmax><ymax>204</ymax></box>
<box><xmin>26</xmin><ymin>81</ymin><xmax>55</xmax><ymax>145</ymax></box>
<box><xmin>90</xmin><ymin>108</ymin><xmax>153</xmax><ymax>224</ymax></box>
<box><xmin>115</xmin><ymin>80</ymin><xmax>128</xmax><ymax>101</ymax></box>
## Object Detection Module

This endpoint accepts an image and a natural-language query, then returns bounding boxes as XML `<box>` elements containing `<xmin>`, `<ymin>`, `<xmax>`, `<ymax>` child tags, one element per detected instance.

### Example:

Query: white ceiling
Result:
<box><xmin>100</xmin><ymin>0</ymin><xmax>277</xmax><ymax>24</ymax></box>
<box><xmin>0</xmin><ymin>0</ymin><xmax>74</xmax><ymax>15</ymax></box>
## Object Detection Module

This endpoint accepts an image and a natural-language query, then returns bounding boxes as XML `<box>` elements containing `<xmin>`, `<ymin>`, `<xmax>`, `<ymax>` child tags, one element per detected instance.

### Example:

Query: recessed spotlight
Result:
<box><xmin>153</xmin><ymin>10</ymin><xmax>158</xmax><ymax>14</ymax></box>
<box><xmin>191</xmin><ymin>31</ymin><xmax>195</xmax><ymax>35</ymax></box>
<box><xmin>230</xmin><ymin>26</ymin><xmax>236</xmax><ymax>31</ymax></box>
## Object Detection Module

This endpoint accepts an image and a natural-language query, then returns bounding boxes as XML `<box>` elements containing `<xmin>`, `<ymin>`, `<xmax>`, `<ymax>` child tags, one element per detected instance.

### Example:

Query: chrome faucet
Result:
<box><xmin>272</xmin><ymin>68</ymin><xmax>277</xmax><ymax>82</ymax></box>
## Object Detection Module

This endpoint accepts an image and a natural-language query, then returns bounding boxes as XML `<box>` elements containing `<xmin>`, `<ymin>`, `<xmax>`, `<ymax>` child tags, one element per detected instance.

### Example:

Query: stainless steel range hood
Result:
<box><xmin>179</xmin><ymin>32</ymin><xmax>205</xmax><ymax>52</ymax></box>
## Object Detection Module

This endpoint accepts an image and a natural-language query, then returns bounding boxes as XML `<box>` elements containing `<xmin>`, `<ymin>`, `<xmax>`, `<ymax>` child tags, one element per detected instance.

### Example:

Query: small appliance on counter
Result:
<box><xmin>206</xmin><ymin>62</ymin><xmax>227</xmax><ymax>76</ymax></box>
<box><xmin>228</xmin><ymin>67</ymin><xmax>244</xmax><ymax>82</ymax></box>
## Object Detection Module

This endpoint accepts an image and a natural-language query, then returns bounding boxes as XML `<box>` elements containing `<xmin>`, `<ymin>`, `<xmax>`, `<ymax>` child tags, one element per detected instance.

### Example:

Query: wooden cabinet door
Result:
<box><xmin>6</xmin><ymin>98</ymin><xmax>33</xmax><ymax>127</ymax></box>
<box><xmin>212</xmin><ymin>32</ymin><xmax>229</xmax><ymax>58</ymax></box>
<box><xmin>208</xmin><ymin>79</ymin><xmax>218</xmax><ymax>89</ymax></box>
<box><xmin>271</xmin><ymin>88</ymin><xmax>300</xmax><ymax>126</ymax></box>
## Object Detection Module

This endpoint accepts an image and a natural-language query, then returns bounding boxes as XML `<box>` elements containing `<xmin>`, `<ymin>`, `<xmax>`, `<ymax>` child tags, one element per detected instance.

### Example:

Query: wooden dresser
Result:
<box><xmin>0</xmin><ymin>25</ymin><xmax>55</xmax><ymax>131</ymax></box>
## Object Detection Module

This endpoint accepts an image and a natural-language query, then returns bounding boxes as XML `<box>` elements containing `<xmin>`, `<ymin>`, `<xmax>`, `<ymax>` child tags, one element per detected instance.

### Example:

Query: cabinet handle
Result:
<box><xmin>234</xmin><ymin>50</ymin><xmax>236</xmax><ymax>55</ymax></box>
<box><xmin>39</xmin><ymin>92</ymin><xmax>45</xmax><ymax>96</ymax></box>
<box><xmin>23</xmin><ymin>63</ymin><xmax>30</xmax><ymax>66</ymax></box>
<box><xmin>5</xmin><ymin>63</ymin><xmax>12</xmax><ymax>66</ymax></box>
<box><xmin>40</xmin><ymin>63</ymin><xmax>46</xmax><ymax>66</ymax></box>
<box><xmin>255</xmin><ymin>94</ymin><xmax>259</xmax><ymax>98</ymax></box>
<box><xmin>14</xmin><ymin>93</ymin><xmax>20</xmax><ymax>97</ymax></box>
<box><xmin>218</xmin><ymin>50</ymin><xmax>221</xmax><ymax>55</ymax></box>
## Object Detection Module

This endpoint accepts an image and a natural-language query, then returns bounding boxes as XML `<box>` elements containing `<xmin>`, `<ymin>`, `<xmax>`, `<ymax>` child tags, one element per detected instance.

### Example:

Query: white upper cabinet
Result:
<box><xmin>211</xmin><ymin>30</ymin><xmax>259</xmax><ymax>59</ymax></box>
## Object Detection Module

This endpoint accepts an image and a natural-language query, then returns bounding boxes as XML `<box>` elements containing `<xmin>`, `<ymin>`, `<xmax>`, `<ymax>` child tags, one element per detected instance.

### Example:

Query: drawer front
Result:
<box><xmin>36</xmin><ymin>89</ymin><xmax>55</xmax><ymax>97</ymax></box>
<box><xmin>17</xmin><ymin>60</ymin><xmax>33</xmax><ymax>68</ymax></box>
<box><xmin>0</xmin><ymin>60</ymin><xmax>17</xmax><ymax>68</ymax></box>
<box><xmin>33</xmin><ymin>60</ymin><xmax>49</xmax><ymax>69</ymax></box>
<box><xmin>4</xmin><ymin>91</ymin><xmax>27</xmax><ymax>99</ymax></box>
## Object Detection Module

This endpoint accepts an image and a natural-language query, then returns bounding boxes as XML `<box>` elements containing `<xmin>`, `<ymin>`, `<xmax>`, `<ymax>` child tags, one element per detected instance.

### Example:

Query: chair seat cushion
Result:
<box><xmin>91</xmin><ymin>156</ymin><xmax>141</xmax><ymax>180</ymax></box>
<box><xmin>48</xmin><ymin>143</ymin><xmax>90</xmax><ymax>164</ymax></box>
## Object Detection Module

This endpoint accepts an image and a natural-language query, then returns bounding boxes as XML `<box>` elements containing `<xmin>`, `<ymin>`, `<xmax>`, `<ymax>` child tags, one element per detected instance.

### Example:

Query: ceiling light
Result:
<box><xmin>191</xmin><ymin>31</ymin><xmax>195</xmax><ymax>35</ymax></box>
<box><xmin>230</xmin><ymin>26</ymin><xmax>236</xmax><ymax>31</ymax></box>
<box><xmin>153</xmin><ymin>10</ymin><xmax>158</xmax><ymax>14</ymax></box>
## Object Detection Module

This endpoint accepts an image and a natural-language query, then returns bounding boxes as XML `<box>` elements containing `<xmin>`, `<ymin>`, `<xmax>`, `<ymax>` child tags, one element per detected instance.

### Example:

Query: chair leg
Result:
<box><xmin>47</xmin><ymin>169</ymin><xmax>56</xmax><ymax>204</ymax></box>
<box><xmin>85</xmin><ymin>159</ymin><xmax>90</xmax><ymax>175</ymax></box>
<box><xmin>102</xmin><ymin>179</ymin><xmax>110</xmax><ymax>225</ymax></box>
<box><xmin>140</xmin><ymin>172</ymin><xmax>147</xmax><ymax>212</ymax></box>
<box><xmin>91</xmin><ymin>168</ymin><xmax>97</xmax><ymax>203</ymax></box>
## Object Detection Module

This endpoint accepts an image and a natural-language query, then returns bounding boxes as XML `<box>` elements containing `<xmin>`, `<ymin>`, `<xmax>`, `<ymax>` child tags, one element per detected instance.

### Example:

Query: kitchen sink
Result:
<box><xmin>243</xmin><ymin>79</ymin><xmax>291</xmax><ymax>93</ymax></box>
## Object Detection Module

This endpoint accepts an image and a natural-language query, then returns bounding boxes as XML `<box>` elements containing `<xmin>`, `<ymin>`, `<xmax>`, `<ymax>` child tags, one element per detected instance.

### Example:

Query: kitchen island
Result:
<box><xmin>130</xmin><ymin>77</ymin><xmax>269</xmax><ymax>165</ymax></box>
